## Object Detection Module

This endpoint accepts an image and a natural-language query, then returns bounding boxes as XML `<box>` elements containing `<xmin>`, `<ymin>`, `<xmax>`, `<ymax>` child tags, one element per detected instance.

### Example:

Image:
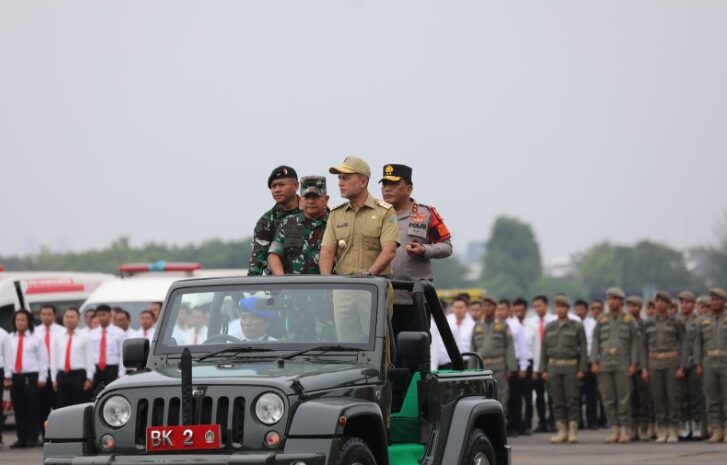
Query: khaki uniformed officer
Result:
<box><xmin>694</xmin><ymin>287</ymin><xmax>727</xmax><ymax>443</ymax></box>
<box><xmin>471</xmin><ymin>294</ymin><xmax>517</xmax><ymax>418</ymax></box>
<box><xmin>640</xmin><ymin>291</ymin><xmax>686</xmax><ymax>444</ymax></box>
<box><xmin>319</xmin><ymin>156</ymin><xmax>399</xmax><ymax>342</ymax></box>
<box><xmin>540</xmin><ymin>295</ymin><xmax>588</xmax><ymax>444</ymax></box>
<box><xmin>625</xmin><ymin>295</ymin><xmax>653</xmax><ymax>442</ymax></box>
<box><xmin>590</xmin><ymin>287</ymin><xmax>640</xmax><ymax>444</ymax></box>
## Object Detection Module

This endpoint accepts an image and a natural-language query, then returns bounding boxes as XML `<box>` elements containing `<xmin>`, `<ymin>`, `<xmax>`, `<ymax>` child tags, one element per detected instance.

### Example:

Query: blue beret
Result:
<box><xmin>239</xmin><ymin>297</ymin><xmax>276</xmax><ymax>320</ymax></box>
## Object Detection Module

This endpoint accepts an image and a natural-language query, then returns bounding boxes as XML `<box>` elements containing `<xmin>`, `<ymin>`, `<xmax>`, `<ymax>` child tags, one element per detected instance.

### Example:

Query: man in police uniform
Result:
<box><xmin>641</xmin><ymin>291</ymin><xmax>686</xmax><ymax>444</ymax></box>
<box><xmin>590</xmin><ymin>287</ymin><xmax>640</xmax><ymax>444</ymax></box>
<box><xmin>694</xmin><ymin>287</ymin><xmax>727</xmax><ymax>443</ymax></box>
<box><xmin>268</xmin><ymin>176</ymin><xmax>329</xmax><ymax>275</ymax></box>
<box><xmin>677</xmin><ymin>290</ymin><xmax>706</xmax><ymax>440</ymax></box>
<box><xmin>625</xmin><ymin>295</ymin><xmax>653</xmax><ymax>441</ymax></box>
<box><xmin>540</xmin><ymin>295</ymin><xmax>588</xmax><ymax>444</ymax></box>
<box><xmin>471</xmin><ymin>294</ymin><xmax>517</xmax><ymax>419</ymax></box>
<box><xmin>319</xmin><ymin>156</ymin><xmax>399</xmax><ymax>342</ymax></box>
<box><xmin>379</xmin><ymin>163</ymin><xmax>453</xmax><ymax>333</ymax></box>
<box><xmin>248</xmin><ymin>165</ymin><xmax>301</xmax><ymax>275</ymax></box>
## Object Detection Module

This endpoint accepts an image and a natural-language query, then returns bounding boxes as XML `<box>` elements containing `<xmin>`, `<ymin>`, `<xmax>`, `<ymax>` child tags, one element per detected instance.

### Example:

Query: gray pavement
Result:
<box><xmin>2</xmin><ymin>429</ymin><xmax>726</xmax><ymax>464</ymax></box>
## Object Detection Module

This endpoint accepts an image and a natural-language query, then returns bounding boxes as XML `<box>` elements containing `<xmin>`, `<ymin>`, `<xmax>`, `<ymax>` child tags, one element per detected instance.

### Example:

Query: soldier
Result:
<box><xmin>540</xmin><ymin>295</ymin><xmax>588</xmax><ymax>444</ymax></box>
<box><xmin>677</xmin><ymin>290</ymin><xmax>706</xmax><ymax>440</ymax></box>
<box><xmin>696</xmin><ymin>295</ymin><xmax>711</xmax><ymax>317</ymax></box>
<box><xmin>641</xmin><ymin>291</ymin><xmax>686</xmax><ymax>444</ymax></box>
<box><xmin>248</xmin><ymin>165</ymin><xmax>301</xmax><ymax>275</ymax></box>
<box><xmin>625</xmin><ymin>295</ymin><xmax>653</xmax><ymax>441</ymax></box>
<box><xmin>694</xmin><ymin>287</ymin><xmax>727</xmax><ymax>443</ymax></box>
<box><xmin>268</xmin><ymin>176</ymin><xmax>329</xmax><ymax>275</ymax></box>
<box><xmin>319</xmin><ymin>156</ymin><xmax>399</xmax><ymax>342</ymax></box>
<box><xmin>379</xmin><ymin>163</ymin><xmax>453</xmax><ymax>334</ymax></box>
<box><xmin>590</xmin><ymin>287</ymin><xmax>639</xmax><ymax>444</ymax></box>
<box><xmin>471</xmin><ymin>295</ymin><xmax>518</xmax><ymax>419</ymax></box>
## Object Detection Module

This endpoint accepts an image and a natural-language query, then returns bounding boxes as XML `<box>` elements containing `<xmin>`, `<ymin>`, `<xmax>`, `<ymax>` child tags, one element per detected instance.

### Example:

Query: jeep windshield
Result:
<box><xmin>155</xmin><ymin>282</ymin><xmax>377</xmax><ymax>355</ymax></box>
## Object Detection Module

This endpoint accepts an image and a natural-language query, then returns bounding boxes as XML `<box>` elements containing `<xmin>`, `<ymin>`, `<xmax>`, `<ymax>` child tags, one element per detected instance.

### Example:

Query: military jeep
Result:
<box><xmin>44</xmin><ymin>276</ymin><xmax>510</xmax><ymax>465</ymax></box>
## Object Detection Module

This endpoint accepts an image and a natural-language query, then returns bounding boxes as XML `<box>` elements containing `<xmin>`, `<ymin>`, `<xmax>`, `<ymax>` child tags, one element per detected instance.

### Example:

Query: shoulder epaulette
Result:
<box><xmin>377</xmin><ymin>199</ymin><xmax>393</xmax><ymax>209</ymax></box>
<box><xmin>600</xmin><ymin>317</ymin><xmax>609</xmax><ymax>324</ymax></box>
<box><xmin>624</xmin><ymin>315</ymin><xmax>632</xmax><ymax>322</ymax></box>
<box><xmin>331</xmin><ymin>201</ymin><xmax>349</xmax><ymax>210</ymax></box>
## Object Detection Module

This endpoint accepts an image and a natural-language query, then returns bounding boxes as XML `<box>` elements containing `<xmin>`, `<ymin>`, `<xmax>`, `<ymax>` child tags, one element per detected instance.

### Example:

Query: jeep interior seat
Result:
<box><xmin>389</xmin><ymin>331</ymin><xmax>430</xmax><ymax>443</ymax></box>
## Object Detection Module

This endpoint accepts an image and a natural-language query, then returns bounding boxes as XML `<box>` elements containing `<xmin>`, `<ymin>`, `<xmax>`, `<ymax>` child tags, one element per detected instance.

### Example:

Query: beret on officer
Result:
<box><xmin>554</xmin><ymin>295</ymin><xmax>571</xmax><ymax>307</ymax></box>
<box><xmin>655</xmin><ymin>290</ymin><xmax>672</xmax><ymax>302</ymax></box>
<box><xmin>605</xmin><ymin>287</ymin><xmax>625</xmax><ymax>299</ymax></box>
<box><xmin>329</xmin><ymin>156</ymin><xmax>371</xmax><ymax>179</ymax></box>
<box><xmin>379</xmin><ymin>164</ymin><xmax>413</xmax><ymax>184</ymax></box>
<box><xmin>626</xmin><ymin>295</ymin><xmax>643</xmax><ymax>306</ymax></box>
<box><xmin>709</xmin><ymin>287</ymin><xmax>727</xmax><ymax>300</ymax></box>
<box><xmin>239</xmin><ymin>297</ymin><xmax>277</xmax><ymax>320</ymax></box>
<box><xmin>268</xmin><ymin>165</ymin><xmax>298</xmax><ymax>188</ymax></box>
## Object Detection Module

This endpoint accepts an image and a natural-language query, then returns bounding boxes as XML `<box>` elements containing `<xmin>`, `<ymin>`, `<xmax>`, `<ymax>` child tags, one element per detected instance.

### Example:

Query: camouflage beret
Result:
<box><xmin>655</xmin><ymin>290</ymin><xmax>672</xmax><ymax>302</ymax></box>
<box><xmin>696</xmin><ymin>295</ymin><xmax>711</xmax><ymax>305</ymax></box>
<box><xmin>626</xmin><ymin>295</ymin><xmax>643</xmax><ymax>306</ymax></box>
<box><xmin>554</xmin><ymin>295</ymin><xmax>571</xmax><ymax>307</ymax></box>
<box><xmin>709</xmin><ymin>287</ymin><xmax>727</xmax><ymax>300</ymax></box>
<box><xmin>605</xmin><ymin>287</ymin><xmax>625</xmax><ymax>299</ymax></box>
<box><xmin>677</xmin><ymin>290</ymin><xmax>695</xmax><ymax>302</ymax></box>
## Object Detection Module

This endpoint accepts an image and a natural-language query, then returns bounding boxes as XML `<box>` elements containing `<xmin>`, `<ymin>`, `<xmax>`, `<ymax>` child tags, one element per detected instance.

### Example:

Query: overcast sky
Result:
<box><xmin>1</xmin><ymin>1</ymin><xmax>726</xmax><ymax>264</ymax></box>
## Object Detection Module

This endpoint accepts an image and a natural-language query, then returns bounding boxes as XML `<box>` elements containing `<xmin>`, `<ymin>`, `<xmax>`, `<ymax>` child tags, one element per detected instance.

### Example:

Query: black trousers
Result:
<box><xmin>38</xmin><ymin>369</ymin><xmax>55</xmax><ymax>436</ymax></box>
<box><xmin>0</xmin><ymin>368</ymin><xmax>4</xmax><ymax>439</ymax></box>
<box><xmin>92</xmin><ymin>365</ymin><xmax>119</xmax><ymax>394</ymax></box>
<box><xmin>57</xmin><ymin>370</ymin><xmax>89</xmax><ymax>408</ymax></box>
<box><xmin>582</xmin><ymin>369</ymin><xmax>599</xmax><ymax>428</ymax></box>
<box><xmin>508</xmin><ymin>372</ymin><xmax>523</xmax><ymax>431</ymax></box>
<box><xmin>521</xmin><ymin>360</ymin><xmax>534</xmax><ymax>431</ymax></box>
<box><xmin>11</xmin><ymin>372</ymin><xmax>40</xmax><ymax>444</ymax></box>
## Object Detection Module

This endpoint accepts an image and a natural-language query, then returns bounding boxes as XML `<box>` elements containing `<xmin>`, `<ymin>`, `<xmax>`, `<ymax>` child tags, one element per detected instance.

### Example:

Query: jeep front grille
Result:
<box><xmin>134</xmin><ymin>395</ymin><xmax>245</xmax><ymax>448</ymax></box>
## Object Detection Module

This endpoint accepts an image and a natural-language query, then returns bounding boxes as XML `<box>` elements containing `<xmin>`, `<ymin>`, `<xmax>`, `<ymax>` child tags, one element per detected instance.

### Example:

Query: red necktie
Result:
<box><xmin>45</xmin><ymin>328</ymin><xmax>51</xmax><ymax>358</ymax></box>
<box><xmin>99</xmin><ymin>327</ymin><xmax>107</xmax><ymax>370</ymax></box>
<box><xmin>14</xmin><ymin>331</ymin><xmax>24</xmax><ymax>373</ymax></box>
<box><xmin>539</xmin><ymin>318</ymin><xmax>544</xmax><ymax>340</ymax></box>
<box><xmin>65</xmin><ymin>330</ymin><xmax>73</xmax><ymax>372</ymax></box>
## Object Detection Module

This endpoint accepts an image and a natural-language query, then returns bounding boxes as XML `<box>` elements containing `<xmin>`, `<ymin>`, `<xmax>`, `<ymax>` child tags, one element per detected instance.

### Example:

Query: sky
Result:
<box><xmin>1</xmin><ymin>1</ymin><xmax>726</xmax><ymax>264</ymax></box>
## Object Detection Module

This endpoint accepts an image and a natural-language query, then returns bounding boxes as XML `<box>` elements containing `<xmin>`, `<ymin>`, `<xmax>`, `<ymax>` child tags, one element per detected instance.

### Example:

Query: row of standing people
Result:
<box><xmin>0</xmin><ymin>304</ymin><xmax>157</xmax><ymax>448</ymax></box>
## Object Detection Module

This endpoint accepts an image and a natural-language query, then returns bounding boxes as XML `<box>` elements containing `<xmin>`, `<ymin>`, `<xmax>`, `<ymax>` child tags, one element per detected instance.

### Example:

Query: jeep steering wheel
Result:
<box><xmin>203</xmin><ymin>334</ymin><xmax>242</xmax><ymax>344</ymax></box>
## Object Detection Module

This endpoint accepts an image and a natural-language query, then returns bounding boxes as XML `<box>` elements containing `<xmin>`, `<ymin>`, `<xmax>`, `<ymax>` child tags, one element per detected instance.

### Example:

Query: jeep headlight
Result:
<box><xmin>102</xmin><ymin>396</ymin><xmax>131</xmax><ymax>428</ymax></box>
<box><xmin>255</xmin><ymin>392</ymin><xmax>284</xmax><ymax>425</ymax></box>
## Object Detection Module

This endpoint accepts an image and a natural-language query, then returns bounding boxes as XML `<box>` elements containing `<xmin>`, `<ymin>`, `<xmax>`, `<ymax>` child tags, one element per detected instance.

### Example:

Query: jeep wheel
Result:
<box><xmin>335</xmin><ymin>436</ymin><xmax>377</xmax><ymax>465</ymax></box>
<box><xmin>461</xmin><ymin>428</ymin><xmax>496</xmax><ymax>465</ymax></box>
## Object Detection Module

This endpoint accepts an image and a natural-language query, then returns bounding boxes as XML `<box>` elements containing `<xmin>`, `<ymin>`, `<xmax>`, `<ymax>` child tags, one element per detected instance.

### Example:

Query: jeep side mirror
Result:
<box><xmin>123</xmin><ymin>337</ymin><xmax>150</xmax><ymax>371</ymax></box>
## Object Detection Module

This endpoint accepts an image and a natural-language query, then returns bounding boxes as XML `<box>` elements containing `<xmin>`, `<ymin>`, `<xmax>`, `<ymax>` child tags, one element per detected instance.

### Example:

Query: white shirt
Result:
<box><xmin>4</xmin><ymin>330</ymin><xmax>49</xmax><ymax>377</ymax></box>
<box><xmin>525</xmin><ymin>313</ymin><xmax>556</xmax><ymax>372</ymax></box>
<box><xmin>50</xmin><ymin>329</ymin><xmax>95</xmax><ymax>383</ymax></box>
<box><xmin>227</xmin><ymin>322</ymin><xmax>277</xmax><ymax>342</ymax></box>
<box><xmin>506</xmin><ymin>317</ymin><xmax>530</xmax><ymax>371</ymax></box>
<box><xmin>447</xmin><ymin>313</ymin><xmax>476</xmax><ymax>356</ymax></box>
<box><xmin>36</xmin><ymin>323</ymin><xmax>64</xmax><ymax>374</ymax></box>
<box><xmin>184</xmin><ymin>326</ymin><xmax>208</xmax><ymax>345</ymax></box>
<box><xmin>430</xmin><ymin>318</ymin><xmax>448</xmax><ymax>370</ymax></box>
<box><xmin>0</xmin><ymin>327</ymin><xmax>9</xmax><ymax>368</ymax></box>
<box><xmin>172</xmin><ymin>325</ymin><xmax>190</xmax><ymax>345</ymax></box>
<box><xmin>89</xmin><ymin>324</ymin><xmax>126</xmax><ymax>376</ymax></box>
<box><xmin>580</xmin><ymin>316</ymin><xmax>597</xmax><ymax>356</ymax></box>
<box><xmin>518</xmin><ymin>318</ymin><xmax>537</xmax><ymax>363</ymax></box>
<box><xmin>135</xmin><ymin>326</ymin><xmax>156</xmax><ymax>342</ymax></box>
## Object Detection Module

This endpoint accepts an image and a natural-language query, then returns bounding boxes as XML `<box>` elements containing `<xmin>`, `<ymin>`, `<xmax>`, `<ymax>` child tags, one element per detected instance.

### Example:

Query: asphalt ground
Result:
<box><xmin>2</xmin><ymin>429</ymin><xmax>726</xmax><ymax>464</ymax></box>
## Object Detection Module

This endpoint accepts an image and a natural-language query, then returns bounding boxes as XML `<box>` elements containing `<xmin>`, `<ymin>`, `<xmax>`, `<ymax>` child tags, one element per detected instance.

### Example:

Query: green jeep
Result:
<box><xmin>44</xmin><ymin>276</ymin><xmax>510</xmax><ymax>465</ymax></box>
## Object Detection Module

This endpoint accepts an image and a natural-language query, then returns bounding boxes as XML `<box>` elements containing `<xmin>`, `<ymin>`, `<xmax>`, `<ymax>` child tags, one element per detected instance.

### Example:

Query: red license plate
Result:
<box><xmin>146</xmin><ymin>424</ymin><xmax>222</xmax><ymax>452</ymax></box>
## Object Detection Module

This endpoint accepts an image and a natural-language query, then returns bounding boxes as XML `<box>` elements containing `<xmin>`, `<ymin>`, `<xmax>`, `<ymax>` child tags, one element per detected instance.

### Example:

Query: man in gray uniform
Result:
<box><xmin>591</xmin><ymin>287</ymin><xmax>640</xmax><ymax>444</ymax></box>
<box><xmin>380</xmin><ymin>163</ymin><xmax>453</xmax><ymax>333</ymax></box>
<box><xmin>641</xmin><ymin>291</ymin><xmax>686</xmax><ymax>444</ymax></box>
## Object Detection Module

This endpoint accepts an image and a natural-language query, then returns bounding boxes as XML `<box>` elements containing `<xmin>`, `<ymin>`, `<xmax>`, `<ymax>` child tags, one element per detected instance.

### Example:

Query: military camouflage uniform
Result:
<box><xmin>471</xmin><ymin>318</ymin><xmax>518</xmax><ymax>416</ymax></box>
<box><xmin>247</xmin><ymin>201</ymin><xmax>301</xmax><ymax>275</ymax></box>
<box><xmin>268</xmin><ymin>211</ymin><xmax>329</xmax><ymax>275</ymax></box>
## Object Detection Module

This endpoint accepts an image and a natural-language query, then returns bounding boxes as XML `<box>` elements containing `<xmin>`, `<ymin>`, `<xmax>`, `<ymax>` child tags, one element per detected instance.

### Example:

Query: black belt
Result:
<box><xmin>59</xmin><ymin>369</ymin><xmax>86</xmax><ymax>376</ymax></box>
<box><xmin>95</xmin><ymin>364</ymin><xmax>119</xmax><ymax>370</ymax></box>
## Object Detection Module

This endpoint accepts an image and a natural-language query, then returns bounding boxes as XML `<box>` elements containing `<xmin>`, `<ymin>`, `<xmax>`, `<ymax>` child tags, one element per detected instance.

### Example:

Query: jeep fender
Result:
<box><xmin>45</xmin><ymin>403</ymin><xmax>94</xmax><ymax>441</ymax></box>
<box><xmin>440</xmin><ymin>397</ymin><xmax>508</xmax><ymax>465</ymax></box>
<box><xmin>287</xmin><ymin>397</ymin><xmax>389</xmax><ymax>465</ymax></box>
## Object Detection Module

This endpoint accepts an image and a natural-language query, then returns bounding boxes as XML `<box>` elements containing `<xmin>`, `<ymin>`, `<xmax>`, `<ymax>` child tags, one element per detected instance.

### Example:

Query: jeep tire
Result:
<box><xmin>335</xmin><ymin>436</ymin><xmax>377</xmax><ymax>465</ymax></box>
<box><xmin>460</xmin><ymin>428</ymin><xmax>496</xmax><ymax>465</ymax></box>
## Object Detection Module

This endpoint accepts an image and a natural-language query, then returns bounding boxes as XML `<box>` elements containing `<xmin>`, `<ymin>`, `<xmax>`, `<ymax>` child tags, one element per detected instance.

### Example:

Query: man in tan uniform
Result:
<box><xmin>319</xmin><ymin>156</ymin><xmax>399</xmax><ymax>342</ymax></box>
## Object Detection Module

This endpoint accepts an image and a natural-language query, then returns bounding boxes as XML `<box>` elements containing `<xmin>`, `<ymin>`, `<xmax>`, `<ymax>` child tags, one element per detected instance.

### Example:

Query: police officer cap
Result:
<box><xmin>709</xmin><ymin>287</ymin><xmax>727</xmax><ymax>300</ymax></box>
<box><xmin>554</xmin><ymin>295</ymin><xmax>571</xmax><ymax>307</ymax></box>
<box><xmin>329</xmin><ymin>156</ymin><xmax>371</xmax><ymax>179</ymax></box>
<box><xmin>379</xmin><ymin>164</ymin><xmax>413</xmax><ymax>184</ymax></box>
<box><xmin>481</xmin><ymin>294</ymin><xmax>497</xmax><ymax>305</ymax></box>
<box><xmin>300</xmin><ymin>176</ymin><xmax>327</xmax><ymax>197</ymax></box>
<box><xmin>268</xmin><ymin>165</ymin><xmax>298</xmax><ymax>188</ymax></box>
<box><xmin>626</xmin><ymin>295</ymin><xmax>643</xmax><ymax>306</ymax></box>
<box><xmin>605</xmin><ymin>287</ymin><xmax>625</xmax><ymax>299</ymax></box>
<box><xmin>239</xmin><ymin>297</ymin><xmax>277</xmax><ymax>320</ymax></box>
<box><xmin>677</xmin><ymin>290</ymin><xmax>695</xmax><ymax>302</ymax></box>
<box><xmin>696</xmin><ymin>295</ymin><xmax>711</xmax><ymax>305</ymax></box>
<box><xmin>655</xmin><ymin>290</ymin><xmax>672</xmax><ymax>302</ymax></box>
